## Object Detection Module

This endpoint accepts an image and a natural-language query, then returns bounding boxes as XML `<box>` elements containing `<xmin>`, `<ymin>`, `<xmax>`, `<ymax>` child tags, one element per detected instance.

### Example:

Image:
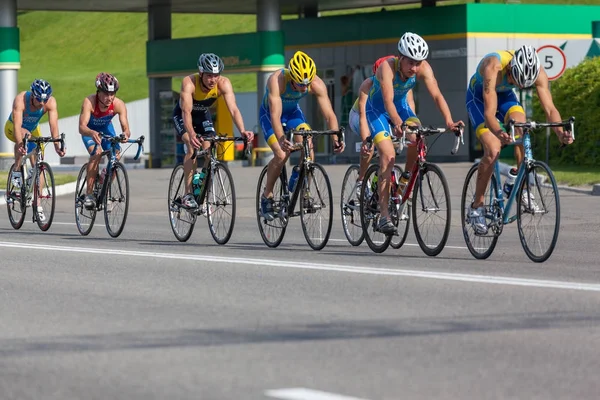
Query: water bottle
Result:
<box><xmin>288</xmin><ymin>166</ymin><xmax>300</xmax><ymax>192</ymax></box>
<box><xmin>503</xmin><ymin>167</ymin><xmax>518</xmax><ymax>197</ymax></box>
<box><xmin>192</xmin><ymin>168</ymin><xmax>207</xmax><ymax>196</ymax></box>
<box><xmin>371</xmin><ymin>173</ymin><xmax>378</xmax><ymax>192</ymax></box>
<box><xmin>99</xmin><ymin>167</ymin><xmax>107</xmax><ymax>185</ymax></box>
<box><xmin>398</xmin><ymin>171</ymin><xmax>411</xmax><ymax>194</ymax></box>
<box><xmin>25</xmin><ymin>168</ymin><xmax>33</xmax><ymax>188</ymax></box>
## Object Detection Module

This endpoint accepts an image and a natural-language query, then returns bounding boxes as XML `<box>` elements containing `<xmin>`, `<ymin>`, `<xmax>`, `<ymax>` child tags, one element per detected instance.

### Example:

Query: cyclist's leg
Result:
<box><xmin>4</xmin><ymin>121</ymin><xmax>31</xmax><ymax>187</ymax></box>
<box><xmin>497</xmin><ymin>92</ymin><xmax>526</xmax><ymax>169</ymax></box>
<box><xmin>81</xmin><ymin>132</ymin><xmax>105</xmax><ymax>197</ymax></box>
<box><xmin>368</xmin><ymin>110</ymin><xmax>395</xmax><ymax>229</ymax></box>
<box><xmin>398</xmin><ymin>97</ymin><xmax>421</xmax><ymax>173</ymax></box>
<box><xmin>260</xmin><ymin>106</ymin><xmax>288</xmax><ymax>199</ymax></box>
<box><xmin>173</xmin><ymin>113</ymin><xmax>198</xmax><ymax>205</ymax></box>
<box><xmin>349</xmin><ymin>108</ymin><xmax>373</xmax><ymax>182</ymax></box>
<box><xmin>287</xmin><ymin>105</ymin><xmax>313</xmax><ymax>161</ymax></box>
<box><xmin>198</xmin><ymin>114</ymin><xmax>215</xmax><ymax>170</ymax></box>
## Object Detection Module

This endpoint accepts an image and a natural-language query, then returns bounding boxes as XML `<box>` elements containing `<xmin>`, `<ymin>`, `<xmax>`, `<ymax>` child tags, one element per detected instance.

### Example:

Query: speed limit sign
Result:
<box><xmin>537</xmin><ymin>45</ymin><xmax>567</xmax><ymax>81</ymax></box>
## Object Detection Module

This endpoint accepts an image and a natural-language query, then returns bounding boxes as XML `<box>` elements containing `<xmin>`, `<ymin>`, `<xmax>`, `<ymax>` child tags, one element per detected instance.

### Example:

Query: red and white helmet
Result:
<box><xmin>95</xmin><ymin>72</ymin><xmax>120</xmax><ymax>93</ymax></box>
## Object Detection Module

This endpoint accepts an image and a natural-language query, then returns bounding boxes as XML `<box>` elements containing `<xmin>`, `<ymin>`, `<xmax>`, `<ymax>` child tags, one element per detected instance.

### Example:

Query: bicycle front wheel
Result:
<box><xmin>206</xmin><ymin>162</ymin><xmax>236</xmax><ymax>245</ymax></box>
<box><xmin>6</xmin><ymin>163</ymin><xmax>26</xmax><ymax>230</ymax></box>
<box><xmin>390</xmin><ymin>165</ymin><xmax>410</xmax><ymax>250</ymax></box>
<box><xmin>168</xmin><ymin>164</ymin><xmax>196</xmax><ymax>242</ymax></box>
<box><xmin>461</xmin><ymin>162</ymin><xmax>500</xmax><ymax>260</ymax></box>
<box><xmin>360</xmin><ymin>164</ymin><xmax>392</xmax><ymax>253</ymax></box>
<box><xmin>517</xmin><ymin>160</ymin><xmax>560</xmax><ymax>263</ymax></box>
<box><xmin>104</xmin><ymin>162</ymin><xmax>129</xmax><ymax>238</ymax></box>
<box><xmin>33</xmin><ymin>162</ymin><xmax>56</xmax><ymax>231</ymax></box>
<box><xmin>412</xmin><ymin>163</ymin><xmax>451</xmax><ymax>256</ymax></box>
<box><xmin>74</xmin><ymin>163</ymin><xmax>96</xmax><ymax>236</ymax></box>
<box><xmin>300</xmin><ymin>163</ymin><xmax>333</xmax><ymax>251</ymax></box>
<box><xmin>340</xmin><ymin>165</ymin><xmax>364</xmax><ymax>246</ymax></box>
<box><xmin>256</xmin><ymin>164</ymin><xmax>288</xmax><ymax>248</ymax></box>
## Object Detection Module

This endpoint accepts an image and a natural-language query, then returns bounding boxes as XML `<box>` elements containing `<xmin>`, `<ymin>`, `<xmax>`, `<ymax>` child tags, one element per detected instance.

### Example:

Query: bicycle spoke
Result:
<box><xmin>104</xmin><ymin>163</ymin><xmax>129</xmax><ymax>238</ymax></box>
<box><xmin>300</xmin><ymin>164</ymin><xmax>333</xmax><ymax>250</ymax></box>
<box><xmin>207</xmin><ymin>164</ymin><xmax>236</xmax><ymax>245</ymax></box>
<box><xmin>168</xmin><ymin>164</ymin><xmax>196</xmax><ymax>242</ymax></box>
<box><xmin>340</xmin><ymin>165</ymin><xmax>364</xmax><ymax>246</ymax></box>
<box><xmin>74</xmin><ymin>163</ymin><xmax>96</xmax><ymax>236</ymax></box>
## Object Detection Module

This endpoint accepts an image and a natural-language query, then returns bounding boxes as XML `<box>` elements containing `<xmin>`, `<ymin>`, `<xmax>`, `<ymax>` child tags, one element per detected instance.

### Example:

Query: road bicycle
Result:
<box><xmin>5</xmin><ymin>133</ymin><xmax>65</xmax><ymax>231</ymax></box>
<box><xmin>74</xmin><ymin>134</ymin><xmax>145</xmax><ymax>237</ymax></box>
<box><xmin>168</xmin><ymin>134</ymin><xmax>249</xmax><ymax>244</ymax></box>
<box><xmin>360</xmin><ymin>124</ymin><xmax>463</xmax><ymax>254</ymax></box>
<box><xmin>461</xmin><ymin>117</ymin><xmax>574</xmax><ymax>263</ymax></box>
<box><xmin>256</xmin><ymin>127</ymin><xmax>345</xmax><ymax>250</ymax></box>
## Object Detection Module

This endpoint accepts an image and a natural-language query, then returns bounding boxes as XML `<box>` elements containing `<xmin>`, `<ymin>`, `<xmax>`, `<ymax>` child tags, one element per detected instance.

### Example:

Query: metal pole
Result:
<box><xmin>546</xmin><ymin>81</ymin><xmax>551</xmax><ymax>165</ymax></box>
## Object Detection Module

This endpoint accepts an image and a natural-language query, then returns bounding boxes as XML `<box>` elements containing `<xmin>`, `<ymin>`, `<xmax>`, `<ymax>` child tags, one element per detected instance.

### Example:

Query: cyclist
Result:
<box><xmin>4</xmin><ymin>79</ymin><xmax>65</xmax><ymax>221</ymax></box>
<box><xmin>78</xmin><ymin>72</ymin><xmax>131</xmax><ymax>210</ymax></box>
<box><xmin>366</xmin><ymin>32</ymin><xmax>463</xmax><ymax>234</ymax></box>
<box><xmin>259</xmin><ymin>50</ymin><xmax>345</xmax><ymax>221</ymax></box>
<box><xmin>466</xmin><ymin>45</ymin><xmax>573</xmax><ymax>235</ymax></box>
<box><xmin>173</xmin><ymin>52</ymin><xmax>254</xmax><ymax>209</ymax></box>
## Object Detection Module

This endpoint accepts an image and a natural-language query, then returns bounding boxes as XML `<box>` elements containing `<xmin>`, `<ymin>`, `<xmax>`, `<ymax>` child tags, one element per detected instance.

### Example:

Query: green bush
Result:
<box><xmin>532</xmin><ymin>57</ymin><xmax>600</xmax><ymax>167</ymax></box>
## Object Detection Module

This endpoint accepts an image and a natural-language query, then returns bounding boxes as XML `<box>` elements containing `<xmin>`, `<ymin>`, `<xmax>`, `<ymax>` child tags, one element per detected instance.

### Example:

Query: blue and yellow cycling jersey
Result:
<box><xmin>366</xmin><ymin>57</ymin><xmax>416</xmax><ymax>116</ymax></box>
<box><xmin>8</xmin><ymin>91</ymin><xmax>45</xmax><ymax>132</ymax></box>
<box><xmin>261</xmin><ymin>68</ymin><xmax>309</xmax><ymax>114</ymax></box>
<box><xmin>469</xmin><ymin>50</ymin><xmax>517</xmax><ymax>93</ymax></box>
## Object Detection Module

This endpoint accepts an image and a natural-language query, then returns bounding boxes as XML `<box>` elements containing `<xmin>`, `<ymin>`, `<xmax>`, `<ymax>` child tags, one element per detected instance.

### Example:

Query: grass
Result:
<box><xmin>500</xmin><ymin>158</ymin><xmax>600</xmax><ymax>187</ymax></box>
<box><xmin>0</xmin><ymin>171</ymin><xmax>78</xmax><ymax>189</ymax></box>
<box><xmin>17</xmin><ymin>0</ymin><xmax>599</xmax><ymax>119</ymax></box>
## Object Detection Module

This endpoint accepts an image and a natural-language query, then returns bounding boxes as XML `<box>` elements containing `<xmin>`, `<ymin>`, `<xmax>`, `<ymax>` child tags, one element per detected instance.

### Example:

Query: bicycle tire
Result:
<box><xmin>517</xmin><ymin>160</ymin><xmax>560</xmax><ymax>263</ymax></box>
<box><xmin>104</xmin><ymin>162</ymin><xmax>129</xmax><ymax>238</ymax></box>
<box><xmin>33</xmin><ymin>162</ymin><xmax>56</xmax><ymax>231</ymax></box>
<box><xmin>412</xmin><ymin>163</ymin><xmax>451</xmax><ymax>256</ymax></box>
<box><xmin>167</xmin><ymin>164</ymin><xmax>196</xmax><ymax>242</ymax></box>
<box><xmin>300</xmin><ymin>163</ymin><xmax>333</xmax><ymax>250</ymax></box>
<box><xmin>74</xmin><ymin>163</ymin><xmax>96</xmax><ymax>236</ymax></box>
<box><xmin>256</xmin><ymin>164</ymin><xmax>288</xmax><ymax>248</ymax></box>
<box><xmin>206</xmin><ymin>162</ymin><xmax>236</xmax><ymax>245</ymax></box>
<box><xmin>340</xmin><ymin>165</ymin><xmax>364</xmax><ymax>246</ymax></box>
<box><xmin>360</xmin><ymin>164</ymin><xmax>392</xmax><ymax>253</ymax></box>
<box><xmin>6</xmin><ymin>163</ymin><xmax>26</xmax><ymax>230</ymax></box>
<box><xmin>390</xmin><ymin>165</ymin><xmax>410</xmax><ymax>249</ymax></box>
<box><xmin>461</xmin><ymin>162</ymin><xmax>500</xmax><ymax>260</ymax></box>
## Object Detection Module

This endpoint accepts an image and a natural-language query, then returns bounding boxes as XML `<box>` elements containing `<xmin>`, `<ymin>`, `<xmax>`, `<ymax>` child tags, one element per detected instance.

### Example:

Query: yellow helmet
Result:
<box><xmin>288</xmin><ymin>51</ymin><xmax>316</xmax><ymax>85</ymax></box>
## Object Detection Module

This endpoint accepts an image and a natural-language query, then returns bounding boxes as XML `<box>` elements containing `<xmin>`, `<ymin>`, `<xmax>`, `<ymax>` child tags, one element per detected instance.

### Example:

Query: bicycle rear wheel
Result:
<box><xmin>104</xmin><ymin>162</ymin><xmax>129</xmax><ymax>238</ymax></box>
<box><xmin>461</xmin><ymin>163</ymin><xmax>500</xmax><ymax>260</ymax></box>
<box><xmin>74</xmin><ymin>163</ymin><xmax>96</xmax><ymax>236</ymax></box>
<box><xmin>168</xmin><ymin>164</ymin><xmax>196</xmax><ymax>242</ymax></box>
<box><xmin>256</xmin><ymin>164</ymin><xmax>288</xmax><ymax>248</ymax></box>
<box><xmin>412</xmin><ymin>163</ymin><xmax>451</xmax><ymax>256</ymax></box>
<box><xmin>390</xmin><ymin>165</ymin><xmax>410</xmax><ymax>249</ymax></box>
<box><xmin>360</xmin><ymin>164</ymin><xmax>392</xmax><ymax>253</ymax></box>
<box><xmin>340</xmin><ymin>165</ymin><xmax>364</xmax><ymax>246</ymax></box>
<box><xmin>300</xmin><ymin>163</ymin><xmax>333</xmax><ymax>250</ymax></box>
<box><xmin>206</xmin><ymin>162</ymin><xmax>236</xmax><ymax>245</ymax></box>
<box><xmin>517</xmin><ymin>160</ymin><xmax>560</xmax><ymax>263</ymax></box>
<box><xmin>33</xmin><ymin>162</ymin><xmax>56</xmax><ymax>231</ymax></box>
<box><xmin>6</xmin><ymin>163</ymin><xmax>26</xmax><ymax>230</ymax></box>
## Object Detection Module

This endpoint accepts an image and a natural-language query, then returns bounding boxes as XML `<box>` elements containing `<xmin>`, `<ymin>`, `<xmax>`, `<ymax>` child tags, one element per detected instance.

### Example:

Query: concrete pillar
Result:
<box><xmin>592</xmin><ymin>21</ymin><xmax>600</xmax><ymax>39</ymax></box>
<box><xmin>148</xmin><ymin>1</ymin><xmax>172</xmax><ymax>168</ymax></box>
<box><xmin>256</xmin><ymin>0</ymin><xmax>281</xmax><ymax>158</ymax></box>
<box><xmin>0</xmin><ymin>0</ymin><xmax>18</xmax><ymax>167</ymax></box>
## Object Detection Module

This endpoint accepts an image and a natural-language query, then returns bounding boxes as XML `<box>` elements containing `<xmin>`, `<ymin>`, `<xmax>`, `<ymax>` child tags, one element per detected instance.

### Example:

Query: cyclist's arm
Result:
<box><xmin>407</xmin><ymin>89</ymin><xmax>416</xmax><ymax>114</ymax></box>
<box><xmin>481</xmin><ymin>57</ymin><xmax>504</xmax><ymax>136</ymax></box>
<box><xmin>267</xmin><ymin>71</ymin><xmax>285</xmax><ymax>141</ymax></box>
<box><xmin>78</xmin><ymin>97</ymin><xmax>98</xmax><ymax>137</ymax></box>
<box><xmin>357</xmin><ymin>78</ymin><xmax>372</xmax><ymax>143</ymax></box>
<box><xmin>180</xmin><ymin>75</ymin><xmax>197</xmax><ymax>137</ymax></box>
<box><xmin>534</xmin><ymin>69</ymin><xmax>565</xmax><ymax>137</ymax></box>
<box><xmin>418</xmin><ymin>61</ymin><xmax>454</xmax><ymax>127</ymax></box>
<box><xmin>11</xmin><ymin>92</ymin><xmax>25</xmax><ymax>144</ymax></box>
<box><xmin>218</xmin><ymin>76</ymin><xmax>247</xmax><ymax>134</ymax></box>
<box><xmin>376</xmin><ymin>58</ymin><xmax>403</xmax><ymax>128</ymax></box>
<box><xmin>113</xmin><ymin>98</ymin><xmax>131</xmax><ymax>139</ymax></box>
<box><xmin>311</xmin><ymin>76</ymin><xmax>340</xmax><ymax>131</ymax></box>
<box><xmin>45</xmin><ymin>97</ymin><xmax>60</xmax><ymax>140</ymax></box>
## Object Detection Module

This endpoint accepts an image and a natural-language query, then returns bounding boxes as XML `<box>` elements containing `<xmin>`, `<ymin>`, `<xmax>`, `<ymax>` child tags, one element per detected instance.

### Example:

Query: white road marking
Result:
<box><xmin>0</xmin><ymin>240</ymin><xmax>599</xmax><ymax>292</ymax></box>
<box><xmin>329</xmin><ymin>238</ymin><xmax>467</xmax><ymax>250</ymax></box>
<box><xmin>265</xmin><ymin>388</ymin><xmax>369</xmax><ymax>400</ymax></box>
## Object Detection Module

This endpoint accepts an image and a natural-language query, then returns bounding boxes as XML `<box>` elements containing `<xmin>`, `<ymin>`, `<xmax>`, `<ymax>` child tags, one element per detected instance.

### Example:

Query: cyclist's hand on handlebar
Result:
<box><xmin>17</xmin><ymin>141</ymin><xmax>26</xmax><ymax>155</ymax></box>
<box><xmin>190</xmin><ymin>133</ymin><xmax>202</xmax><ymax>149</ymax></box>
<box><xmin>333</xmin><ymin>139</ymin><xmax>345</xmax><ymax>154</ymax></box>
<box><xmin>392</xmin><ymin>124</ymin><xmax>404</xmax><ymax>138</ymax></box>
<box><xmin>495</xmin><ymin>129</ymin><xmax>512</xmax><ymax>145</ymax></box>
<box><xmin>241</xmin><ymin>130</ymin><xmax>254</xmax><ymax>142</ymax></box>
<box><xmin>91</xmin><ymin>131</ymin><xmax>102</xmax><ymax>145</ymax></box>
<box><xmin>278</xmin><ymin>135</ymin><xmax>293</xmax><ymax>152</ymax></box>
<box><xmin>558</xmin><ymin>130</ymin><xmax>574</xmax><ymax>145</ymax></box>
<box><xmin>448</xmin><ymin>120</ymin><xmax>465</xmax><ymax>132</ymax></box>
<box><xmin>360</xmin><ymin>139</ymin><xmax>372</xmax><ymax>156</ymax></box>
<box><xmin>54</xmin><ymin>142</ymin><xmax>65</xmax><ymax>157</ymax></box>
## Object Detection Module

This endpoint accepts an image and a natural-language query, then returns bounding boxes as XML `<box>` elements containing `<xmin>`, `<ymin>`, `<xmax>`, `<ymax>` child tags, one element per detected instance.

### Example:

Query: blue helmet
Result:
<box><xmin>30</xmin><ymin>79</ymin><xmax>53</xmax><ymax>102</ymax></box>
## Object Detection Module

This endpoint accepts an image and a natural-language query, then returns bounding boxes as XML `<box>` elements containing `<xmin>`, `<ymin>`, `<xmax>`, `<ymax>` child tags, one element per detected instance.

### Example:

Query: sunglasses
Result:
<box><xmin>293</xmin><ymin>81</ymin><xmax>309</xmax><ymax>88</ymax></box>
<box><xmin>34</xmin><ymin>96</ymin><xmax>49</xmax><ymax>104</ymax></box>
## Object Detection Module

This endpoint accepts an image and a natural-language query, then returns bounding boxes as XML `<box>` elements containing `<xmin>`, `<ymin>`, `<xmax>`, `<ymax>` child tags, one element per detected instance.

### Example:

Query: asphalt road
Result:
<box><xmin>1</xmin><ymin>163</ymin><xmax>599</xmax><ymax>400</ymax></box>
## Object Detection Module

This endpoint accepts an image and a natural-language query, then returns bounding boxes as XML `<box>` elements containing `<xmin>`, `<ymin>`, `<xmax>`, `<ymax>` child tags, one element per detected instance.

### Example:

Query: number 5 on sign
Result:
<box><xmin>537</xmin><ymin>45</ymin><xmax>567</xmax><ymax>81</ymax></box>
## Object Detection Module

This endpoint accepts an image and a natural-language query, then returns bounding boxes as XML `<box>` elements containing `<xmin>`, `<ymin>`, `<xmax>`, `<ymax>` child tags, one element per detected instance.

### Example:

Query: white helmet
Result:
<box><xmin>397</xmin><ymin>32</ymin><xmax>429</xmax><ymax>61</ymax></box>
<box><xmin>510</xmin><ymin>45</ymin><xmax>540</xmax><ymax>88</ymax></box>
<box><xmin>198</xmin><ymin>53</ymin><xmax>224</xmax><ymax>74</ymax></box>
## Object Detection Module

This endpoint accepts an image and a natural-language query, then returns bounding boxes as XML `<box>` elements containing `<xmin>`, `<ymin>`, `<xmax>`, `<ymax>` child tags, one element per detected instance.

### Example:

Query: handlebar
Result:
<box><xmin>194</xmin><ymin>134</ymin><xmax>251</xmax><ymax>159</ymax></box>
<box><xmin>23</xmin><ymin>132</ymin><xmax>66</xmax><ymax>153</ymax></box>
<box><xmin>91</xmin><ymin>134</ymin><xmax>145</xmax><ymax>160</ymax></box>
<box><xmin>508</xmin><ymin>116</ymin><xmax>575</xmax><ymax>142</ymax></box>
<box><xmin>285</xmin><ymin>127</ymin><xmax>345</xmax><ymax>151</ymax></box>
<box><xmin>400</xmin><ymin>124</ymin><xmax>464</xmax><ymax>155</ymax></box>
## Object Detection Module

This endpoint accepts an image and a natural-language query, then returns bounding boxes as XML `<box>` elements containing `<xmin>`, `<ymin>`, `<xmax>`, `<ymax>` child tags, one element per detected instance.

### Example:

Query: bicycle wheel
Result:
<box><xmin>74</xmin><ymin>163</ymin><xmax>97</xmax><ymax>236</ymax></box>
<box><xmin>517</xmin><ymin>160</ymin><xmax>560</xmax><ymax>263</ymax></box>
<box><xmin>256</xmin><ymin>164</ymin><xmax>288</xmax><ymax>248</ymax></box>
<box><xmin>300</xmin><ymin>163</ymin><xmax>333</xmax><ymax>250</ymax></box>
<box><xmin>6</xmin><ymin>163</ymin><xmax>26</xmax><ymax>230</ymax></box>
<box><xmin>360</xmin><ymin>164</ymin><xmax>392</xmax><ymax>253</ymax></box>
<box><xmin>461</xmin><ymin>162</ymin><xmax>500</xmax><ymax>260</ymax></box>
<box><xmin>104</xmin><ymin>162</ymin><xmax>129</xmax><ymax>238</ymax></box>
<box><xmin>206</xmin><ymin>162</ymin><xmax>236</xmax><ymax>245</ymax></box>
<box><xmin>33</xmin><ymin>162</ymin><xmax>56</xmax><ymax>231</ymax></box>
<box><xmin>390</xmin><ymin>165</ymin><xmax>410</xmax><ymax>249</ymax></box>
<box><xmin>411</xmin><ymin>163</ymin><xmax>451</xmax><ymax>256</ymax></box>
<box><xmin>340</xmin><ymin>165</ymin><xmax>364</xmax><ymax>246</ymax></box>
<box><xmin>168</xmin><ymin>164</ymin><xmax>196</xmax><ymax>242</ymax></box>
